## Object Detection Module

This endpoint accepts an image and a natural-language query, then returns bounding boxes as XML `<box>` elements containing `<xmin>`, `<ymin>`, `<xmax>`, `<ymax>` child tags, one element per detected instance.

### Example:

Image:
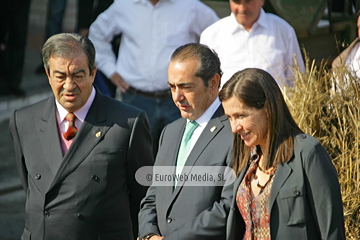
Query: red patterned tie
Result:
<box><xmin>63</xmin><ymin>112</ymin><xmax>78</xmax><ymax>140</ymax></box>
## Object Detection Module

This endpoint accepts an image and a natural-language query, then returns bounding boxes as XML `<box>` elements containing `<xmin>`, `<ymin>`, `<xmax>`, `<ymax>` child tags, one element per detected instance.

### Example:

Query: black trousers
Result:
<box><xmin>0</xmin><ymin>0</ymin><xmax>32</xmax><ymax>94</ymax></box>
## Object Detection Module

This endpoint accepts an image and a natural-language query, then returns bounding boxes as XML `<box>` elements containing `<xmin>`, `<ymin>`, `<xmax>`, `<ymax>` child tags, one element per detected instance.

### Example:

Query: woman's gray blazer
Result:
<box><xmin>226</xmin><ymin>134</ymin><xmax>345</xmax><ymax>240</ymax></box>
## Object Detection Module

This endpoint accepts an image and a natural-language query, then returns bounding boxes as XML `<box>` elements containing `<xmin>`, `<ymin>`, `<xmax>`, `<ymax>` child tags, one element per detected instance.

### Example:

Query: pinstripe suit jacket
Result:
<box><xmin>9</xmin><ymin>89</ymin><xmax>153</xmax><ymax>240</ymax></box>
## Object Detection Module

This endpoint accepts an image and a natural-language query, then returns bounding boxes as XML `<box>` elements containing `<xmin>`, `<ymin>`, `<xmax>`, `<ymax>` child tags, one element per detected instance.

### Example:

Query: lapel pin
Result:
<box><xmin>210</xmin><ymin>126</ymin><xmax>217</xmax><ymax>132</ymax></box>
<box><xmin>95</xmin><ymin>132</ymin><xmax>101</xmax><ymax>137</ymax></box>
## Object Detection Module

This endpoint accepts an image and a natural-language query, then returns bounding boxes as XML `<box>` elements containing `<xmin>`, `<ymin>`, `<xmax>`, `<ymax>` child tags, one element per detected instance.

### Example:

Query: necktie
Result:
<box><xmin>63</xmin><ymin>112</ymin><xmax>78</xmax><ymax>140</ymax></box>
<box><xmin>175</xmin><ymin>121</ymin><xmax>199</xmax><ymax>187</ymax></box>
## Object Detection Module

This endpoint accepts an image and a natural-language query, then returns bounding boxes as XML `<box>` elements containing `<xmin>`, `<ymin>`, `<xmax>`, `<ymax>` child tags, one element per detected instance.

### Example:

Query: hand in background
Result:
<box><xmin>110</xmin><ymin>72</ymin><xmax>130</xmax><ymax>93</ymax></box>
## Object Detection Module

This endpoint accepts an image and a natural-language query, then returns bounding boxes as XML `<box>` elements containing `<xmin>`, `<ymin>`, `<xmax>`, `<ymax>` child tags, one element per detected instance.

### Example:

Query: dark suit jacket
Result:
<box><xmin>139</xmin><ymin>106</ymin><xmax>234</xmax><ymax>240</ymax></box>
<box><xmin>226</xmin><ymin>134</ymin><xmax>345</xmax><ymax>240</ymax></box>
<box><xmin>9</xmin><ymin>89</ymin><xmax>154</xmax><ymax>240</ymax></box>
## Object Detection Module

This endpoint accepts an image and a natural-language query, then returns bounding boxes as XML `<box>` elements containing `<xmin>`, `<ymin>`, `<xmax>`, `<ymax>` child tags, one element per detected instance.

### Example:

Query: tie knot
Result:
<box><xmin>183</xmin><ymin>121</ymin><xmax>198</xmax><ymax>139</ymax></box>
<box><xmin>65</xmin><ymin>112</ymin><xmax>76</xmax><ymax>123</ymax></box>
<box><xmin>188</xmin><ymin>120</ymin><xmax>199</xmax><ymax>129</ymax></box>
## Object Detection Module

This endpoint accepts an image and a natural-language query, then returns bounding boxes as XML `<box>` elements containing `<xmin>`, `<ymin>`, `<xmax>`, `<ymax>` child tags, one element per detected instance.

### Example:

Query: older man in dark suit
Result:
<box><xmin>9</xmin><ymin>33</ymin><xmax>153</xmax><ymax>240</ymax></box>
<box><xmin>138</xmin><ymin>43</ymin><xmax>234</xmax><ymax>240</ymax></box>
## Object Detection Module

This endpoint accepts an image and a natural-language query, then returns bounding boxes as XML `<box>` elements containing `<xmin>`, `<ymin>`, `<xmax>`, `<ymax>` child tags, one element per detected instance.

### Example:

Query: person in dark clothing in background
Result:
<box><xmin>0</xmin><ymin>0</ymin><xmax>32</xmax><ymax>97</ymax></box>
<box><xmin>77</xmin><ymin>0</ymin><xmax>117</xmax><ymax>98</ymax></box>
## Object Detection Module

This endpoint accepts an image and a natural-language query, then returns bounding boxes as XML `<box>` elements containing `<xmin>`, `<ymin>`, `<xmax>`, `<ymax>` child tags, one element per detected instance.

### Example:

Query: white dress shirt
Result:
<box><xmin>89</xmin><ymin>0</ymin><xmax>219</xmax><ymax>92</ymax></box>
<box><xmin>200</xmin><ymin>8</ymin><xmax>305</xmax><ymax>88</ymax></box>
<box><xmin>189</xmin><ymin>97</ymin><xmax>221</xmax><ymax>151</ymax></box>
<box><xmin>345</xmin><ymin>41</ymin><xmax>360</xmax><ymax>79</ymax></box>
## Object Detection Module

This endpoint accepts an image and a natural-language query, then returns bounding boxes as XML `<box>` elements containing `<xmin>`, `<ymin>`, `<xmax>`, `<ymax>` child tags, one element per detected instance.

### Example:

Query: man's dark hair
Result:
<box><xmin>171</xmin><ymin>43</ymin><xmax>222</xmax><ymax>88</ymax></box>
<box><xmin>42</xmin><ymin>33</ymin><xmax>96</xmax><ymax>75</ymax></box>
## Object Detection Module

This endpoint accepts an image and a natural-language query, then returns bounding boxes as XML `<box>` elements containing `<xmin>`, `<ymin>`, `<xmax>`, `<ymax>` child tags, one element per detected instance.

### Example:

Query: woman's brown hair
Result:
<box><xmin>219</xmin><ymin>68</ymin><xmax>303</xmax><ymax>175</ymax></box>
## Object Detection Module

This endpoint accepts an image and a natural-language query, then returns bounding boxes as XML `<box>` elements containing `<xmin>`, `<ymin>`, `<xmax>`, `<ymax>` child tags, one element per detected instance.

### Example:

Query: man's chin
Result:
<box><xmin>61</xmin><ymin>102</ymin><xmax>80</xmax><ymax>112</ymax></box>
<box><xmin>180</xmin><ymin>111</ymin><xmax>192</xmax><ymax>120</ymax></box>
<box><xmin>181</xmin><ymin>112</ymin><xmax>198</xmax><ymax>121</ymax></box>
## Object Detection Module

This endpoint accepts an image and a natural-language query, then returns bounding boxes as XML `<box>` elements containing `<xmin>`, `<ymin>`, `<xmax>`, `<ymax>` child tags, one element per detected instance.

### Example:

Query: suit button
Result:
<box><xmin>91</xmin><ymin>175</ymin><xmax>100</xmax><ymax>182</ymax></box>
<box><xmin>35</xmin><ymin>174</ymin><xmax>41</xmax><ymax>180</ymax></box>
<box><xmin>167</xmin><ymin>218</ymin><xmax>172</xmax><ymax>223</ymax></box>
<box><xmin>294</xmin><ymin>189</ymin><xmax>300</xmax><ymax>196</ymax></box>
<box><xmin>78</xmin><ymin>214</ymin><xmax>84</xmax><ymax>220</ymax></box>
<box><xmin>44</xmin><ymin>211</ymin><xmax>50</xmax><ymax>218</ymax></box>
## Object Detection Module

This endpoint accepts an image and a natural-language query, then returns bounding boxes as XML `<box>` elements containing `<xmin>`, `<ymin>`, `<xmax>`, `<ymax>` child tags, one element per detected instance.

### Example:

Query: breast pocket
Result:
<box><xmin>279</xmin><ymin>187</ymin><xmax>312</xmax><ymax>226</ymax></box>
<box><xmin>91</xmin><ymin>148</ymin><xmax>124</xmax><ymax>162</ymax></box>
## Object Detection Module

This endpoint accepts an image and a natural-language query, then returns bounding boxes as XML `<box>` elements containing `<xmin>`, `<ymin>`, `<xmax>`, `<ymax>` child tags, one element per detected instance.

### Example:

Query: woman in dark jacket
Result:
<box><xmin>220</xmin><ymin>68</ymin><xmax>345</xmax><ymax>240</ymax></box>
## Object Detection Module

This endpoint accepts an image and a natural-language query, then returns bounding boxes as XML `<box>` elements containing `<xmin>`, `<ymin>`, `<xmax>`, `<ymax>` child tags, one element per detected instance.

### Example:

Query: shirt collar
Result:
<box><xmin>230</xmin><ymin>8</ymin><xmax>268</xmax><ymax>34</ymax></box>
<box><xmin>56</xmin><ymin>86</ymin><xmax>96</xmax><ymax>123</ymax></box>
<box><xmin>255</xmin><ymin>8</ymin><xmax>268</xmax><ymax>29</ymax></box>
<box><xmin>188</xmin><ymin>97</ymin><xmax>221</xmax><ymax>127</ymax></box>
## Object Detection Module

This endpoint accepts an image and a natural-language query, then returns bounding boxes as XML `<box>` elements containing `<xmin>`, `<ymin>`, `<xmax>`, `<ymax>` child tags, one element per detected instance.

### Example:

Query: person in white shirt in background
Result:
<box><xmin>332</xmin><ymin>10</ymin><xmax>360</xmax><ymax>79</ymax></box>
<box><xmin>200</xmin><ymin>0</ymin><xmax>305</xmax><ymax>87</ymax></box>
<box><xmin>89</xmin><ymin>0</ymin><xmax>219</xmax><ymax>155</ymax></box>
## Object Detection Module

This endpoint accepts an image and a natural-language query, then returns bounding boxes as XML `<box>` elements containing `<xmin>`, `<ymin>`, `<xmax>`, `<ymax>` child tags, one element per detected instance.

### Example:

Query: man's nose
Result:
<box><xmin>172</xmin><ymin>88</ymin><xmax>184</xmax><ymax>102</ymax></box>
<box><xmin>237</xmin><ymin>1</ymin><xmax>247</xmax><ymax>12</ymax></box>
<box><xmin>63</xmin><ymin>77</ymin><xmax>76</xmax><ymax>91</ymax></box>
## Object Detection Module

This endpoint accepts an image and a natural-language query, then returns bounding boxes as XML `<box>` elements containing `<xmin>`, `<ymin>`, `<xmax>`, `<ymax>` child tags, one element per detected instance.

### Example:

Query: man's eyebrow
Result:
<box><xmin>167</xmin><ymin>82</ymin><xmax>194</xmax><ymax>86</ymax></box>
<box><xmin>53</xmin><ymin>70</ymin><xmax>65</xmax><ymax>75</ymax></box>
<box><xmin>72</xmin><ymin>69</ymin><xmax>86</xmax><ymax>75</ymax></box>
<box><xmin>52</xmin><ymin>69</ymin><xmax>86</xmax><ymax>75</ymax></box>
<box><xmin>177</xmin><ymin>82</ymin><xmax>194</xmax><ymax>87</ymax></box>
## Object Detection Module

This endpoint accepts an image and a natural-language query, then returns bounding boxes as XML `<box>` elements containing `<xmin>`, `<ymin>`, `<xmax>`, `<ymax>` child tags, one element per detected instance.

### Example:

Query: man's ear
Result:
<box><xmin>45</xmin><ymin>69</ymin><xmax>52</xmax><ymax>85</ymax></box>
<box><xmin>90</xmin><ymin>67</ymin><xmax>97</xmax><ymax>83</ymax></box>
<box><xmin>45</xmin><ymin>69</ymin><xmax>50</xmax><ymax>78</ymax></box>
<box><xmin>209</xmin><ymin>73</ymin><xmax>221</xmax><ymax>94</ymax></box>
<box><xmin>91</xmin><ymin>67</ymin><xmax>97</xmax><ymax>77</ymax></box>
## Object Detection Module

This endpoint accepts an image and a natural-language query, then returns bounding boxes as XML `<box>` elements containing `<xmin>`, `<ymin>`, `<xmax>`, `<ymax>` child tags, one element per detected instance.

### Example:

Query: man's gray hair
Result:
<box><xmin>42</xmin><ymin>33</ymin><xmax>96</xmax><ymax>75</ymax></box>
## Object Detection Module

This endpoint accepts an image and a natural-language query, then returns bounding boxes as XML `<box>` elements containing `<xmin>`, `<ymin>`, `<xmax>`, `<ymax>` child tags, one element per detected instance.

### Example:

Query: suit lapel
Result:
<box><xmin>184</xmin><ymin>116</ymin><xmax>225</xmax><ymax>167</ymax></box>
<box><xmin>171</xmin><ymin>107</ymin><xmax>226</xmax><ymax>199</ymax></box>
<box><xmin>161</xmin><ymin>119</ymin><xmax>186</xmax><ymax>213</ymax></box>
<box><xmin>232</xmin><ymin>150</ymin><xmax>294</xmax><ymax>216</ymax></box>
<box><xmin>269</xmin><ymin>159</ymin><xmax>292</xmax><ymax>210</ymax></box>
<box><xmin>35</xmin><ymin>97</ymin><xmax>63</xmax><ymax>179</ymax></box>
<box><xmin>47</xmin><ymin>92</ymin><xmax>111</xmax><ymax>192</ymax></box>
<box><xmin>167</xmin><ymin>119</ymin><xmax>186</xmax><ymax>167</ymax></box>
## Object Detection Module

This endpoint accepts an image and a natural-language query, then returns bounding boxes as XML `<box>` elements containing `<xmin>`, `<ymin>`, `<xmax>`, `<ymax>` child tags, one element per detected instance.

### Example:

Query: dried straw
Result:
<box><xmin>284</xmin><ymin>53</ymin><xmax>360</xmax><ymax>239</ymax></box>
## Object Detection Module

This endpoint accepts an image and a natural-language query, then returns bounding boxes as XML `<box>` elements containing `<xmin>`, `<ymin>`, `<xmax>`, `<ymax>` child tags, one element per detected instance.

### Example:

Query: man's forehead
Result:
<box><xmin>48</xmin><ymin>55</ymin><xmax>89</xmax><ymax>73</ymax></box>
<box><xmin>170</xmin><ymin>56</ymin><xmax>200</xmax><ymax>67</ymax></box>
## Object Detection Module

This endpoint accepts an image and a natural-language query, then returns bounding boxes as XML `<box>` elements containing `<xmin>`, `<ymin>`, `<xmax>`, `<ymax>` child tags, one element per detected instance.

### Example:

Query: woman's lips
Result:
<box><xmin>240</xmin><ymin>132</ymin><xmax>250</xmax><ymax>140</ymax></box>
